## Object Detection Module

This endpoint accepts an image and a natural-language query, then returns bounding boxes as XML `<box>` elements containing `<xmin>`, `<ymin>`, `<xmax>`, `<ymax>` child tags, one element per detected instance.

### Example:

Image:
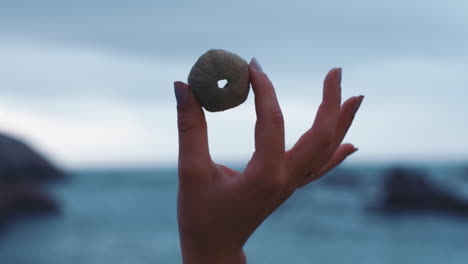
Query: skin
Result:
<box><xmin>174</xmin><ymin>58</ymin><xmax>364</xmax><ymax>264</ymax></box>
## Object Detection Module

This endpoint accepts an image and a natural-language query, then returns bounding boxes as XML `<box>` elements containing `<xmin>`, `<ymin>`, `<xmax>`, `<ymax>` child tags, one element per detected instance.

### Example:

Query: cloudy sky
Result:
<box><xmin>0</xmin><ymin>0</ymin><xmax>467</xmax><ymax>168</ymax></box>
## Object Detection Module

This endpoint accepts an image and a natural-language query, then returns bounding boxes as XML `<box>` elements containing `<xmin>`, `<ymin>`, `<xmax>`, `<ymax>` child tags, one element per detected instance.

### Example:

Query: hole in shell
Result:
<box><xmin>217</xmin><ymin>79</ymin><xmax>228</xmax><ymax>89</ymax></box>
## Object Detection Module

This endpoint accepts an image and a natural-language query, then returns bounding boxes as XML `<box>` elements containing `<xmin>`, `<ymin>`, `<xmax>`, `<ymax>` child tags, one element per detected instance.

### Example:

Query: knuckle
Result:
<box><xmin>322</xmin><ymin>136</ymin><xmax>335</xmax><ymax>149</ymax></box>
<box><xmin>253</xmin><ymin>171</ymin><xmax>288</xmax><ymax>196</ymax></box>
<box><xmin>316</xmin><ymin>128</ymin><xmax>336</xmax><ymax>149</ymax></box>
<box><xmin>177</xmin><ymin>112</ymin><xmax>204</xmax><ymax>134</ymax></box>
<box><xmin>270</xmin><ymin>110</ymin><xmax>284</xmax><ymax>126</ymax></box>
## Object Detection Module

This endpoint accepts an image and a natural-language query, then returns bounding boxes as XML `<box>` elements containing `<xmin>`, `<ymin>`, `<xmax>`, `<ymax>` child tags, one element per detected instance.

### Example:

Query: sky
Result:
<box><xmin>0</xmin><ymin>0</ymin><xmax>467</xmax><ymax>168</ymax></box>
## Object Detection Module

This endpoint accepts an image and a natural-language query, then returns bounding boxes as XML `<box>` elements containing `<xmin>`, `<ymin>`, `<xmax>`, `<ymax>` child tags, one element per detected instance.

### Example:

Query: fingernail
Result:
<box><xmin>335</xmin><ymin>68</ymin><xmax>342</xmax><ymax>85</ymax></box>
<box><xmin>351</xmin><ymin>148</ymin><xmax>359</xmax><ymax>154</ymax></box>
<box><xmin>354</xmin><ymin>95</ymin><xmax>364</xmax><ymax>112</ymax></box>
<box><xmin>250</xmin><ymin>57</ymin><xmax>264</xmax><ymax>73</ymax></box>
<box><xmin>174</xmin><ymin>81</ymin><xmax>188</xmax><ymax>106</ymax></box>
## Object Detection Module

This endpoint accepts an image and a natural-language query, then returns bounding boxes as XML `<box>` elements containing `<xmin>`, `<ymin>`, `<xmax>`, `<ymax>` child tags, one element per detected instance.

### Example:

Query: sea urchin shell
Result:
<box><xmin>188</xmin><ymin>49</ymin><xmax>250</xmax><ymax>112</ymax></box>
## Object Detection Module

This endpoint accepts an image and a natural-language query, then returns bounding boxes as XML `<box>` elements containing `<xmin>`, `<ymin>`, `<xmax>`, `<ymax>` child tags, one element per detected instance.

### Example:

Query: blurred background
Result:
<box><xmin>0</xmin><ymin>0</ymin><xmax>467</xmax><ymax>263</ymax></box>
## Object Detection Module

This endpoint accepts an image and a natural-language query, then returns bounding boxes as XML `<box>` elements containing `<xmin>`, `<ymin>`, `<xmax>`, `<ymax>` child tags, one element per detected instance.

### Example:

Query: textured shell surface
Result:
<box><xmin>188</xmin><ymin>49</ymin><xmax>250</xmax><ymax>112</ymax></box>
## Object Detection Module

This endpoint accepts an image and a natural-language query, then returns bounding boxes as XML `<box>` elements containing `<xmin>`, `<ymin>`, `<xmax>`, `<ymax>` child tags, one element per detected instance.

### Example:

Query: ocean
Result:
<box><xmin>1</xmin><ymin>163</ymin><xmax>468</xmax><ymax>264</ymax></box>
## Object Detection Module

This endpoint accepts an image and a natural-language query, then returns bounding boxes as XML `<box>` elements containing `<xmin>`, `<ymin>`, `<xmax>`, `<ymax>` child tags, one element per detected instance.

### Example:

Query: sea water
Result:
<box><xmin>1</xmin><ymin>164</ymin><xmax>468</xmax><ymax>264</ymax></box>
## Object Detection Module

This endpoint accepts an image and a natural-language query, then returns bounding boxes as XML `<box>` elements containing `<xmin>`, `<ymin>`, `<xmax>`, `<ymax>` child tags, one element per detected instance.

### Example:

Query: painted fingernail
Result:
<box><xmin>251</xmin><ymin>57</ymin><xmax>264</xmax><ymax>73</ymax></box>
<box><xmin>174</xmin><ymin>81</ymin><xmax>188</xmax><ymax>106</ymax></box>
<box><xmin>335</xmin><ymin>67</ymin><xmax>342</xmax><ymax>85</ymax></box>
<box><xmin>354</xmin><ymin>95</ymin><xmax>364</xmax><ymax>112</ymax></box>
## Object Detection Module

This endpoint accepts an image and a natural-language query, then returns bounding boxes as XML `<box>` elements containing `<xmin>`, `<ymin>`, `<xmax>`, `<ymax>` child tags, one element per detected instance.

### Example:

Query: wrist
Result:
<box><xmin>181</xmin><ymin>242</ymin><xmax>246</xmax><ymax>264</ymax></box>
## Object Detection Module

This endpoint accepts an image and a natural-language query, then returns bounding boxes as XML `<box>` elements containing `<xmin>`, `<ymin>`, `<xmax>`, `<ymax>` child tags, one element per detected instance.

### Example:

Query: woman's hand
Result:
<box><xmin>174</xmin><ymin>58</ymin><xmax>364</xmax><ymax>264</ymax></box>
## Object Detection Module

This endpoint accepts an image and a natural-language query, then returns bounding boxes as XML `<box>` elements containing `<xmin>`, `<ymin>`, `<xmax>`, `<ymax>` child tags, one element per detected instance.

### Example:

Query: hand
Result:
<box><xmin>174</xmin><ymin>58</ymin><xmax>364</xmax><ymax>264</ymax></box>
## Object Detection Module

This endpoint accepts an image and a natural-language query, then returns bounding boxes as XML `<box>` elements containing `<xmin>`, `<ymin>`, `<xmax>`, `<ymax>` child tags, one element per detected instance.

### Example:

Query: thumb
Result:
<box><xmin>174</xmin><ymin>81</ymin><xmax>212</xmax><ymax>178</ymax></box>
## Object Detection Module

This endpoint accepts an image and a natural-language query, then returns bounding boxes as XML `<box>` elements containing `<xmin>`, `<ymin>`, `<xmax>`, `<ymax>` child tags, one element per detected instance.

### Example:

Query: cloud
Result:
<box><xmin>1</xmin><ymin>39</ymin><xmax>468</xmax><ymax>167</ymax></box>
<box><xmin>0</xmin><ymin>101</ymin><xmax>172</xmax><ymax>168</ymax></box>
<box><xmin>0</xmin><ymin>40</ymin><xmax>187</xmax><ymax>103</ymax></box>
<box><xmin>1</xmin><ymin>0</ymin><xmax>466</xmax><ymax>62</ymax></box>
<box><xmin>0</xmin><ymin>1</ymin><xmax>467</xmax><ymax>167</ymax></box>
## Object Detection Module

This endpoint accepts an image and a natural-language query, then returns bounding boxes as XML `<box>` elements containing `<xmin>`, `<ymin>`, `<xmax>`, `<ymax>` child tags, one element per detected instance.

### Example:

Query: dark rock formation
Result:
<box><xmin>0</xmin><ymin>133</ymin><xmax>66</xmax><ymax>182</ymax></box>
<box><xmin>372</xmin><ymin>167</ymin><xmax>468</xmax><ymax>216</ymax></box>
<box><xmin>0</xmin><ymin>133</ymin><xmax>65</xmax><ymax>230</ymax></box>
<box><xmin>0</xmin><ymin>181</ymin><xmax>59</xmax><ymax>227</ymax></box>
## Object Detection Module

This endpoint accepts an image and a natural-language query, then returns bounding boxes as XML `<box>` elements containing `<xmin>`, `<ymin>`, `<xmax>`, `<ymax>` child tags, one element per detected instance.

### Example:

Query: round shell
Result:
<box><xmin>188</xmin><ymin>49</ymin><xmax>250</xmax><ymax>112</ymax></box>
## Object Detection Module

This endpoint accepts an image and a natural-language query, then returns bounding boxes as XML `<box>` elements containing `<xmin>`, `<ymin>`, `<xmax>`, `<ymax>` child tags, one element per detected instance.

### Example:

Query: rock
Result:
<box><xmin>371</xmin><ymin>167</ymin><xmax>468</xmax><ymax>216</ymax></box>
<box><xmin>0</xmin><ymin>133</ymin><xmax>65</xmax><ymax>230</ymax></box>
<box><xmin>0</xmin><ymin>133</ymin><xmax>66</xmax><ymax>182</ymax></box>
<box><xmin>188</xmin><ymin>49</ymin><xmax>250</xmax><ymax>112</ymax></box>
<box><xmin>0</xmin><ymin>181</ymin><xmax>59</xmax><ymax>227</ymax></box>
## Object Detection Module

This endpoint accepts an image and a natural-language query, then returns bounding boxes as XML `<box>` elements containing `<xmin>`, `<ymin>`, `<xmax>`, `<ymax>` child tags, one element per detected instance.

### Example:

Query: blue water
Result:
<box><xmin>1</xmin><ymin>164</ymin><xmax>468</xmax><ymax>264</ymax></box>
